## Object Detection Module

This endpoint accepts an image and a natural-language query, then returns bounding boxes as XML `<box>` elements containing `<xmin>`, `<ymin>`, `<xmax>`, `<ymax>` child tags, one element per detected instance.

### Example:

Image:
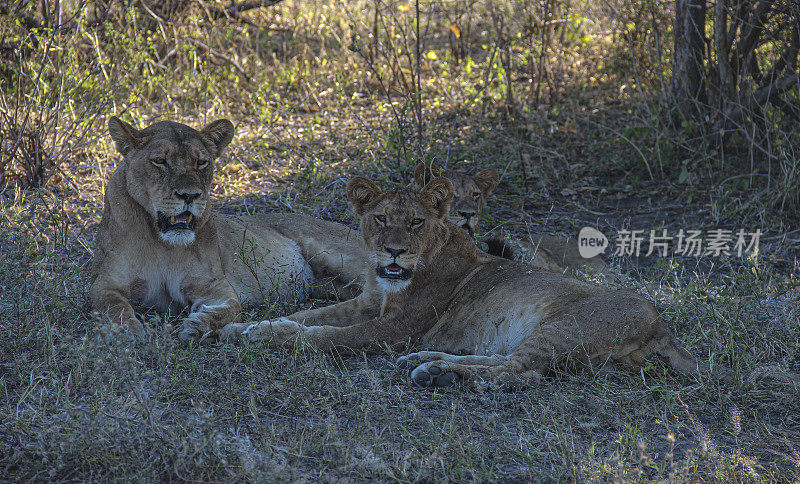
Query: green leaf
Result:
<box><xmin>678</xmin><ymin>166</ymin><xmax>689</xmax><ymax>184</ymax></box>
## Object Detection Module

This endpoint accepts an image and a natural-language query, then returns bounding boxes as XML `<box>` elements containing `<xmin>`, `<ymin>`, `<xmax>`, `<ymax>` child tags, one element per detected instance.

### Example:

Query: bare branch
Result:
<box><xmin>735</xmin><ymin>0</ymin><xmax>773</xmax><ymax>77</ymax></box>
<box><xmin>771</xmin><ymin>96</ymin><xmax>800</xmax><ymax>121</ymax></box>
<box><xmin>726</xmin><ymin>0</ymin><xmax>753</xmax><ymax>49</ymax></box>
<box><xmin>206</xmin><ymin>0</ymin><xmax>286</xmax><ymax>20</ymax></box>
<box><xmin>714</xmin><ymin>72</ymin><xmax>799</xmax><ymax>133</ymax></box>
<box><xmin>190</xmin><ymin>39</ymin><xmax>251</xmax><ymax>83</ymax></box>
<box><xmin>715</xmin><ymin>0</ymin><xmax>736</xmax><ymax>104</ymax></box>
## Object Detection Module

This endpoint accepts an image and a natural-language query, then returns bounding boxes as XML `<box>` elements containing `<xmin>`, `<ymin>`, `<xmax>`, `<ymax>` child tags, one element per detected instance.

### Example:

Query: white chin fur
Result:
<box><xmin>376</xmin><ymin>277</ymin><xmax>411</xmax><ymax>293</ymax></box>
<box><xmin>449</xmin><ymin>217</ymin><xmax>474</xmax><ymax>230</ymax></box>
<box><xmin>159</xmin><ymin>230</ymin><xmax>196</xmax><ymax>246</ymax></box>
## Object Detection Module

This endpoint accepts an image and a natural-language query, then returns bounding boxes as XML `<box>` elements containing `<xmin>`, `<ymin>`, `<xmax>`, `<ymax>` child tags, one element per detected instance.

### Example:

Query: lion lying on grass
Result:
<box><xmin>413</xmin><ymin>163</ymin><xmax>608</xmax><ymax>276</ymax></box>
<box><xmin>266</xmin><ymin>162</ymin><xmax>609</xmax><ymax>305</ymax></box>
<box><xmin>91</xmin><ymin>117</ymin><xmax>367</xmax><ymax>343</ymax></box>
<box><xmin>220</xmin><ymin>176</ymin><xmax>705</xmax><ymax>386</ymax></box>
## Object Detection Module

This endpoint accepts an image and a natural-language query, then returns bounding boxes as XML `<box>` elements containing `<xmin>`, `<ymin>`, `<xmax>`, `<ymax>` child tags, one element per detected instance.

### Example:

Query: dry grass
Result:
<box><xmin>2</xmin><ymin>0</ymin><xmax>800</xmax><ymax>481</ymax></box>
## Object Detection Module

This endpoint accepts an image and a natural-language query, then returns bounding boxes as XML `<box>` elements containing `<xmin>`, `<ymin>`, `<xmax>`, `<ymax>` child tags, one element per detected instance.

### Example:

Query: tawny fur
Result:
<box><xmin>220</xmin><ymin>177</ymin><xmax>705</xmax><ymax>387</ymax></box>
<box><xmin>91</xmin><ymin>117</ymin><xmax>367</xmax><ymax>342</ymax></box>
<box><xmin>413</xmin><ymin>163</ymin><xmax>608</xmax><ymax>276</ymax></box>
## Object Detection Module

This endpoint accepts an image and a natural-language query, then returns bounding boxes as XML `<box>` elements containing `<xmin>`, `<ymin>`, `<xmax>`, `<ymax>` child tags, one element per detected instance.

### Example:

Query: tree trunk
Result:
<box><xmin>672</xmin><ymin>0</ymin><xmax>708</xmax><ymax>115</ymax></box>
<box><xmin>714</xmin><ymin>0</ymin><xmax>735</xmax><ymax>111</ymax></box>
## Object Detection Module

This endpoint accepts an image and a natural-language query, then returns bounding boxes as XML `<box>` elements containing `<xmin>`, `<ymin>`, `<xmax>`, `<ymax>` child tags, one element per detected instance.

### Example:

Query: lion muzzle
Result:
<box><xmin>157</xmin><ymin>210</ymin><xmax>197</xmax><ymax>233</ymax></box>
<box><xmin>377</xmin><ymin>262</ymin><xmax>413</xmax><ymax>280</ymax></box>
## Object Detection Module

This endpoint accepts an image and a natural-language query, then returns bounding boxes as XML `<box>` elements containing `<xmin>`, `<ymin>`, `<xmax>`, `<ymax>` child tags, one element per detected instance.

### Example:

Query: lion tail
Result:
<box><xmin>482</xmin><ymin>237</ymin><xmax>515</xmax><ymax>260</ymax></box>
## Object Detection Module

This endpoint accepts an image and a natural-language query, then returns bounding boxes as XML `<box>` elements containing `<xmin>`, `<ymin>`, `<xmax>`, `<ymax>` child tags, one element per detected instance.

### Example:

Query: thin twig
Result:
<box><xmin>190</xmin><ymin>39</ymin><xmax>251</xmax><ymax>83</ymax></box>
<box><xmin>414</xmin><ymin>0</ymin><xmax>423</xmax><ymax>159</ymax></box>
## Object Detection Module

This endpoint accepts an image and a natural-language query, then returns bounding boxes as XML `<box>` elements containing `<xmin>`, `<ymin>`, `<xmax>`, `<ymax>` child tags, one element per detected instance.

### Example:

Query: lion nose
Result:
<box><xmin>458</xmin><ymin>211</ymin><xmax>475</xmax><ymax>221</ymax></box>
<box><xmin>385</xmin><ymin>247</ymin><xmax>407</xmax><ymax>258</ymax></box>
<box><xmin>176</xmin><ymin>191</ymin><xmax>201</xmax><ymax>204</ymax></box>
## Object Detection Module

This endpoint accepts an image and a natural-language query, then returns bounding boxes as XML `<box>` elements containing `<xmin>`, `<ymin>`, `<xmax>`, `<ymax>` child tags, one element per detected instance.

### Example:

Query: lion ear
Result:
<box><xmin>413</xmin><ymin>163</ymin><xmax>443</xmax><ymax>189</ymax></box>
<box><xmin>201</xmin><ymin>119</ymin><xmax>235</xmax><ymax>155</ymax></box>
<box><xmin>420</xmin><ymin>177</ymin><xmax>454</xmax><ymax>219</ymax></box>
<box><xmin>347</xmin><ymin>177</ymin><xmax>383</xmax><ymax>216</ymax></box>
<box><xmin>473</xmin><ymin>168</ymin><xmax>499</xmax><ymax>197</ymax></box>
<box><xmin>108</xmin><ymin>116</ymin><xmax>143</xmax><ymax>156</ymax></box>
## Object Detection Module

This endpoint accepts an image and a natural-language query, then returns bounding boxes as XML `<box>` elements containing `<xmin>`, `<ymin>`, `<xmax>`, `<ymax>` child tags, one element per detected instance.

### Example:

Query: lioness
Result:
<box><xmin>92</xmin><ymin>117</ymin><xmax>367</xmax><ymax>342</ymax></box>
<box><xmin>220</xmin><ymin>176</ymin><xmax>704</xmax><ymax>386</ymax></box>
<box><xmin>413</xmin><ymin>163</ymin><xmax>608</xmax><ymax>275</ymax></box>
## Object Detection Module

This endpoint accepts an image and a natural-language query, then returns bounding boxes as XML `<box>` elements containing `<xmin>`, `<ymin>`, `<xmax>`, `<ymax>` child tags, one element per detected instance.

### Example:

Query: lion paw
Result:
<box><xmin>177</xmin><ymin>321</ymin><xmax>215</xmax><ymax>345</ymax></box>
<box><xmin>410</xmin><ymin>361</ymin><xmax>460</xmax><ymax>387</ymax></box>
<box><xmin>225</xmin><ymin>317</ymin><xmax>304</xmax><ymax>344</ymax></box>
<box><xmin>117</xmin><ymin>318</ymin><xmax>154</xmax><ymax>342</ymax></box>
<box><xmin>219</xmin><ymin>322</ymin><xmax>250</xmax><ymax>343</ymax></box>
<box><xmin>396</xmin><ymin>352</ymin><xmax>440</xmax><ymax>370</ymax></box>
<box><xmin>177</xmin><ymin>324</ymin><xmax>200</xmax><ymax>344</ymax></box>
<box><xmin>396</xmin><ymin>355</ymin><xmax>420</xmax><ymax>371</ymax></box>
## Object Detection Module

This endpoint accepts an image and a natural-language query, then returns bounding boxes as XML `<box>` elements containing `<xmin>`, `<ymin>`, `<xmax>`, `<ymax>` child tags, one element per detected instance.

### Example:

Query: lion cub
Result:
<box><xmin>413</xmin><ymin>163</ymin><xmax>607</xmax><ymax>275</ymax></box>
<box><xmin>221</xmin><ymin>176</ymin><xmax>704</xmax><ymax>387</ymax></box>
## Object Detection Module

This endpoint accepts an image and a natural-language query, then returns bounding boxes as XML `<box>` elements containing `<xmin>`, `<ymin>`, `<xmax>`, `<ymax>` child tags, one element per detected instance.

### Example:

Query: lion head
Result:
<box><xmin>347</xmin><ymin>176</ymin><xmax>454</xmax><ymax>293</ymax></box>
<box><xmin>413</xmin><ymin>163</ymin><xmax>498</xmax><ymax>236</ymax></box>
<box><xmin>107</xmin><ymin>117</ymin><xmax>234</xmax><ymax>246</ymax></box>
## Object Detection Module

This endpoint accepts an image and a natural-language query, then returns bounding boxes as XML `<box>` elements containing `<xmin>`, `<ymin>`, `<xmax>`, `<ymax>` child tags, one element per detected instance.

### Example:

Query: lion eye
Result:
<box><xmin>472</xmin><ymin>191</ymin><xmax>481</xmax><ymax>198</ymax></box>
<box><xmin>375</xmin><ymin>215</ymin><xmax>386</xmax><ymax>225</ymax></box>
<box><xmin>410</xmin><ymin>218</ymin><xmax>424</xmax><ymax>227</ymax></box>
<box><xmin>198</xmin><ymin>160</ymin><xmax>209</xmax><ymax>169</ymax></box>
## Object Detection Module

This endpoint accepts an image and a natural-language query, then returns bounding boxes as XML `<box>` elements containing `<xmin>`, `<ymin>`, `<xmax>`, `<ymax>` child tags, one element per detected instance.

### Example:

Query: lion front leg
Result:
<box><xmin>222</xmin><ymin>315</ymin><xmax>404</xmax><ymax>355</ymax></box>
<box><xmin>178</xmin><ymin>279</ymin><xmax>241</xmax><ymax>344</ymax></box>
<box><xmin>220</xmin><ymin>292</ymin><xmax>381</xmax><ymax>344</ymax></box>
<box><xmin>220</xmin><ymin>318</ymin><xmax>376</xmax><ymax>352</ymax></box>
<box><xmin>405</xmin><ymin>353</ymin><xmax>543</xmax><ymax>388</ymax></box>
<box><xmin>91</xmin><ymin>279</ymin><xmax>151</xmax><ymax>340</ymax></box>
<box><xmin>219</xmin><ymin>317</ymin><xmax>305</xmax><ymax>344</ymax></box>
<box><xmin>397</xmin><ymin>351</ymin><xmax>504</xmax><ymax>369</ymax></box>
<box><xmin>287</xmin><ymin>293</ymin><xmax>380</xmax><ymax>327</ymax></box>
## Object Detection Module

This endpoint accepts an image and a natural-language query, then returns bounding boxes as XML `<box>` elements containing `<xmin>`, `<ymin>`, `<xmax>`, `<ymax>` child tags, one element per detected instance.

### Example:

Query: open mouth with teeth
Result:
<box><xmin>157</xmin><ymin>211</ymin><xmax>196</xmax><ymax>233</ymax></box>
<box><xmin>377</xmin><ymin>262</ymin><xmax>413</xmax><ymax>280</ymax></box>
